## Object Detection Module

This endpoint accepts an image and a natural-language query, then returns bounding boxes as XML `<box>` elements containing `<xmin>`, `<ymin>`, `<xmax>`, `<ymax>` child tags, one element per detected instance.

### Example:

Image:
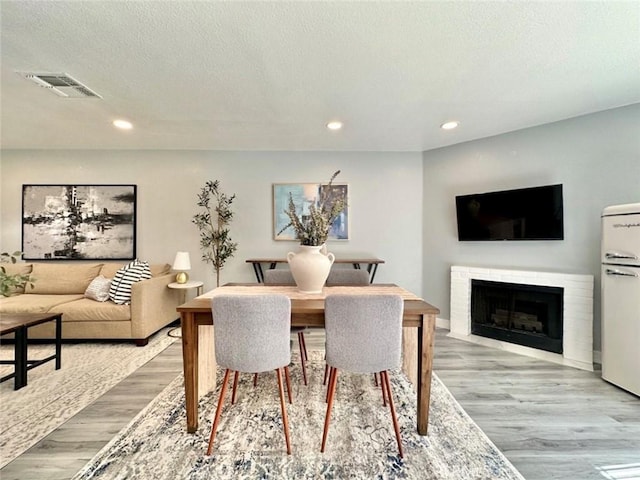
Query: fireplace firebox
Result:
<box><xmin>471</xmin><ymin>280</ymin><xmax>563</xmax><ymax>354</ymax></box>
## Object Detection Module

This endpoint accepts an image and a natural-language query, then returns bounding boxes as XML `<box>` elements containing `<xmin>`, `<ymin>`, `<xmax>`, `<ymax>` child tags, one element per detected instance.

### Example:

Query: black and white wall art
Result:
<box><xmin>22</xmin><ymin>184</ymin><xmax>137</xmax><ymax>260</ymax></box>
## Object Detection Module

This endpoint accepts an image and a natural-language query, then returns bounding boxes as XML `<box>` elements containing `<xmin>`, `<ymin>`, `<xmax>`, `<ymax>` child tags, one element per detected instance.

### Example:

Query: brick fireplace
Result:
<box><xmin>449</xmin><ymin>266</ymin><xmax>594</xmax><ymax>371</ymax></box>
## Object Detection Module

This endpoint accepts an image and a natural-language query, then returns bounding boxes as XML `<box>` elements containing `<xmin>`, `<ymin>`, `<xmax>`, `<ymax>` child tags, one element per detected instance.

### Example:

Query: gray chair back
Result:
<box><xmin>211</xmin><ymin>294</ymin><xmax>291</xmax><ymax>373</ymax></box>
<box><xmin>324</xmin><ymin>294</ymin><xmax>403</xmax><ymax>373</ymax></box>
<box><xmin>263</xmin><ymin>267</ymin><xmax>308</xmax><ymax>381</ymax></box>
<box><xmin>263</xmin><ymin>269</ymin><xmax>295</xmax><ymax>285</ymax></box>
<box><xmin>326</xmin><ymin>268</ymin><xmax>370</xmax><ymax>286</ymax></box>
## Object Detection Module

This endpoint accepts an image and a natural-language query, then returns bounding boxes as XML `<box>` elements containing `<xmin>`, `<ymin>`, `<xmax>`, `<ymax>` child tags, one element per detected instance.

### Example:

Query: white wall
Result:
<box><xmin>2</xmin><ymin>105</ymin><xmax>638</xmax><ymax>351</ymax></box>
<box><xmin>422</xmin><ymin>103</ymin><xmax>640</xmax><ymax>350</ymax></box>
<box><xmin>0</xmin><ymin>151</ymin><xmax>424</xmax><ymax>295</ymax></box>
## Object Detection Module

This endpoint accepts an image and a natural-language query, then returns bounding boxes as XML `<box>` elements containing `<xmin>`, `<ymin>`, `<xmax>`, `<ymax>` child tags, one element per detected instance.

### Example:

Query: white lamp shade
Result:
<box><xmin>172</xmin><ymin>251</ymin><xmax>191</xmax><ymax>271</ymax></box>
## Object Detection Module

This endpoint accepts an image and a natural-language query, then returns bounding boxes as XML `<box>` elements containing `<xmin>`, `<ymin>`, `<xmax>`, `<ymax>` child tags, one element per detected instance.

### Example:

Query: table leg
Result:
<box><xmin>369</xmin><ymin>264</ymin><xmax>379</xmax><ymax>282</ymax></box>
<box><xmin>251</xmin><ymin>262</ymin><xmax>263</xmax><ymax>283</ymax></box>
<box><xmin>14</xmin><ymin>326</ymin><xmax>27</xmax><ymax>390</ymax></box>
<box><xmin>54</xmin><ymin>314</ymin><xmax>62</xmax><ymax>370</ymax></box>
<box><xmin>401</xmin><ymin>328</ymin><xmax>418</xmax><ymax>387</ymax></box>
<box><xmin>198</xmin><ymin>325</ymin><xmax>216</xmax><ymax>398</ymax></box>
<box><xmin>416</xmin><ymin>313</ymin><xmax>436</xmax><ymax>435</ymax></box>
<box><xmin>181</xmin><ymin>312</ymin><xmax>199</xmax><ymax>433</ymax></box>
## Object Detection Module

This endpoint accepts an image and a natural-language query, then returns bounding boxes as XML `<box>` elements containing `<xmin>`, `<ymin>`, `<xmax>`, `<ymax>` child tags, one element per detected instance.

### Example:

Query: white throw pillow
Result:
<box><xmin>84</xmin><ymin>275</ymin><xmax>112</xmax><ymax>302</ymax></box>
<box><xmin>108</xmin><ymin>260</ymin><xmax>152</xmax><ymax>305</ymax></box>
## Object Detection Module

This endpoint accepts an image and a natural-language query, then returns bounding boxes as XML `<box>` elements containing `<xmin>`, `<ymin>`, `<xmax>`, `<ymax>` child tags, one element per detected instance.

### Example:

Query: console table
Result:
<box><xmin>246</xmin><ymin>257</ymin><xmax>385</xmax><ymax>283</ymax></box>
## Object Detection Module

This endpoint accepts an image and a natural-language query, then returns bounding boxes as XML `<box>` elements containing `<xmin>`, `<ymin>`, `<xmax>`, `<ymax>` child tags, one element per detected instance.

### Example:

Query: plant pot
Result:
<box><xmin>287</xmin><ymin>245</ymin><xmax>335</xmax><ymax>293</ymax></box>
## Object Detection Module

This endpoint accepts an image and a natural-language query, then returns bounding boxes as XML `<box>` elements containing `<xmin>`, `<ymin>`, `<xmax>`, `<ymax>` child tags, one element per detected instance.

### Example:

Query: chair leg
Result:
<box><xmin>297</xmin><ymin>331</ymin><xmax>308</xmax><ymax>386</ymax></box>
<box><xmin>231</xmin><ymin>371</ymin><xmax>239</xmax><ymax>404</ymax></box>
<box><xmin>275</xmin><ymin>368</ymin><xmax>292</xmax><ymax>455</ymax></box>
<box><xmin>284</xmin><ymin>365</ymin><xmax>293</xmax><ymax>404</ymax></box>
<box><xmin>325</xmin><ymin>366</ymin><xmax>335</xmax><ymax>403</ymax></box>
<box><xmin>299</xmin><ymin>331</ymin><xmax>308</xmax><ymax>361</ymax></box>
<box><xmin>374</xmin><ymin>372</ymin><xmax>379</xmax><ymax>387</ymax></box>
<box><xmin>323</xmin><ymin>364</ymin><xmax>329</xmax><ymax>385</ymax></box>
<box><xmin>253</xmin><ymin>370</ymin><xmax>292</xmax><ymax>404</ymax></box>
<box><xmin>381</xmin><ymin>370</ymin><xmax>404</xmax><ymax>458</ymax></box>
<box><xmin>321</xmin><ymin>367</ymin><xmax>339</xmax><ymax>452</ymax></box>
<box><xmin>206</xmin><ymin>368</ymin><xmax>231</xmax><ymax>455</ymax></box>
<box><xmin>380</xmin><ymin>371</ymin><xmax>388</xmax><ymax>407</ymax></box>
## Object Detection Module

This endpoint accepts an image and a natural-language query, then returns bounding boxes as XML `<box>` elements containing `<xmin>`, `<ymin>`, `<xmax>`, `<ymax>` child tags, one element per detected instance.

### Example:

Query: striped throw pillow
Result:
<box><xmin>108</xmin><ymin>260</ymin><xmax>152</xmax><ymax>305</ymax></box>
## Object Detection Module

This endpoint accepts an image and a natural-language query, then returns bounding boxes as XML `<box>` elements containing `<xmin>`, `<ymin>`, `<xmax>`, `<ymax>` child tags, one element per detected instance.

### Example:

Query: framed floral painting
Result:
<box><xmin>273</xmin><ymin>182</ymin><xmax>349</xmax><ymax>241</ymax></box>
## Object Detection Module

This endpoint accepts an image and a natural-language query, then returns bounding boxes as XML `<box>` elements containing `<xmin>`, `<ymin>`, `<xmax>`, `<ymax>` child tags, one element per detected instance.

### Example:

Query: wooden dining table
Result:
<box><xmin>177</xmin><ymin>284</ymin><xmax>439</xmax><ymax>435</ymax></box>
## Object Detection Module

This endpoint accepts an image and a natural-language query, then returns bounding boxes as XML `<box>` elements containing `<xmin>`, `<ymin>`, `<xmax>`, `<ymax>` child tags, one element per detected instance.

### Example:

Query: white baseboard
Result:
<box><xmin>593</xmin><ymin>350</ymin><xmax>602</xmax><ymax>365</ymax></box>
<box><xmin>436</xmin><ymin>317</ymin><xmax>450</xmax><ymax>330</ymax></box>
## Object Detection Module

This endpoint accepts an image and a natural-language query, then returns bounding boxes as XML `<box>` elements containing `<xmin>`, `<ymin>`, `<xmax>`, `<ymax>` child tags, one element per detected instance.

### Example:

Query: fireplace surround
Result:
<box><xmin>450</xmin><ymin>266</ymin><xmax>594</xmax><ymax>371</ymax></box>
<box><xmin>471</xmin><ymin>280</ymin><xmax>564</xmax><ymax>354</ymax></box>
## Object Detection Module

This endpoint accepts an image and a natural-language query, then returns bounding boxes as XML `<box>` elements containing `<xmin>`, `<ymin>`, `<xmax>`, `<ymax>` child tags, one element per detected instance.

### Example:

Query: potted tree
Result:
<box><xmin>192</xmin><ymin>180</ymin><xmax>238</xmax><ymax>288</ymax></box>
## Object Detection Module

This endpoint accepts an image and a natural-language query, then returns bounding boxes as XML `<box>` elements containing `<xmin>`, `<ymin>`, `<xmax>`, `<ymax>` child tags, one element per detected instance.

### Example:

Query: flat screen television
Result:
<box><xmin>455</xmin><ymin>184</ymin><xmax>564</xmax><ymax>241</ymax></box>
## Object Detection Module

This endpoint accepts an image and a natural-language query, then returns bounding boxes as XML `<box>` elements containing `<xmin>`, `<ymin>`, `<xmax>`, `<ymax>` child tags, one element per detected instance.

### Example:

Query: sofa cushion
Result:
<box><xmin>109</xmin><ymin>260</ymin><xmax>152</xmax><ymax>305</ymax></box>
<box><xmin>0</xmin><ymin>294</ymin><xmax>84</xmax><ymax>314</ymax></box>
<box><xmin>1</xmin><ymin>262</ymin><xmax>33</xmax><ymax>295</ymax></box>
<box><xmin>100</xmin><ymin>263</ymin><xmax>128</xmax><ymax>279</ymax></box>
<box><xmin>53</xmin><ymin>298</ymin><xmax>131</xmax><ymax>321</ymax></box>
<box><xmin>84</xmin><ymin>275</ymin><xmax>112</xmax><ymax>302</ymax></box>
<box><xmin>149</xmin><ymin>263</ymin><xmax>171</xmax><ymax>277</ymax></box>
<box><xmin>29</xmin><ymin>263</ymin><xmax>103</xmax><ymax>295</ymax></box>
<box><xmin>100</xmin><ymin>263</ymin><xmax>170</xmax><ymax>278</ymax></box>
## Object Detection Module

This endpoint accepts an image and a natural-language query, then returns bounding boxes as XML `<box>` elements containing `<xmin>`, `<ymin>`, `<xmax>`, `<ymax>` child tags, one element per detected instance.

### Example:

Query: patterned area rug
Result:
<box><xmin>0</xmin><ymin>329</ymin><xmax>177</xmax><ymax>467</ymax></box>
<box><xmin>74</xmin><ymin>352</ymin><xmax>524</xmax><ymax>480</ymax></box>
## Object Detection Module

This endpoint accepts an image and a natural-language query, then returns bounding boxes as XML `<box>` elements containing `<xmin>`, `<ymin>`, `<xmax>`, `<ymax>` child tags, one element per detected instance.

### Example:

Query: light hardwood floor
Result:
<box><xmin>2</xmin><ymin>328</ymin><xmax>639</xmax><ymax>480</ymax></box>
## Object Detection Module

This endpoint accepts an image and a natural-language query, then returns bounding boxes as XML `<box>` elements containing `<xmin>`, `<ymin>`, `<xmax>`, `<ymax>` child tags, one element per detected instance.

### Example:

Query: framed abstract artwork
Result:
<box><xmin>273</xmin><ymin>182</ymin><xmax>349</xmax><ymax>241</ymax></box>
<box><xmin>22</xmin><ymin>184</ymin><xmax>137</xmax><ymax>260</ymax></box>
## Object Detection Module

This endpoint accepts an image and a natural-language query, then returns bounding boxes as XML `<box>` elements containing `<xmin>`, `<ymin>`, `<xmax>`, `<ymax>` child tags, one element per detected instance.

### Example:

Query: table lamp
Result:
<box><xmin>172</xmin><ymin>251</ymin><xmax>191</xmax><ymax>284</ymax></box>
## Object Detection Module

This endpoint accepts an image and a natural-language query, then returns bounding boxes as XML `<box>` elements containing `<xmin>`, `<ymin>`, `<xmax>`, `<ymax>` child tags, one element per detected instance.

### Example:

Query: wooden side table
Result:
<box><xmin>167</xmin><ymin>281</ymin><xmax>205</xmax><ymax>338</ymax></box>
<box><xmin>168</xmin><ymin>281</ymin><xmax>204</xmax><ymax>302</ymax></box>
<box><xmin>169</xmin><ymin>280</ymin><xmax>215</xmax><ymax>397</ymax></box>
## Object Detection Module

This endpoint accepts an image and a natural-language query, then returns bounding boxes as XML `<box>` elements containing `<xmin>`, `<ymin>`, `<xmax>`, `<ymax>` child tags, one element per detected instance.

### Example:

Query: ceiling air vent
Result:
<box><xmin>19</xmin><ymin>72</ymin><xmax>102</xmax><ymax>98</ymax></box>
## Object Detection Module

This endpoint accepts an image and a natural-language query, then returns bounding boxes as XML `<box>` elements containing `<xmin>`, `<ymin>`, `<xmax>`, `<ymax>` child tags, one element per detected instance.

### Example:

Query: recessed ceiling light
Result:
<box><xmin>113</xmin><ymin>119</ymin><xmax>133</xmax><ymax>130</ymax></box>
<box><xmin>326</xmin><ymin>121</ymin><xmax>343</xmax><ymax>131</ymax></box>
<box><xmin>440</xmin><ymin>121</ymin><xmax>459</xmax><ymax>130</ymax></box>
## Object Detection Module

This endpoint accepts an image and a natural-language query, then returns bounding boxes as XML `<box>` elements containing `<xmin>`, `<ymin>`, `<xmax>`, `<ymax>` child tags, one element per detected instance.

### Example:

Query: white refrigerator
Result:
<box><xmin>601</xmin><ymin>202</ymin><xmax>640</xmax><ymax>396</ymax></box>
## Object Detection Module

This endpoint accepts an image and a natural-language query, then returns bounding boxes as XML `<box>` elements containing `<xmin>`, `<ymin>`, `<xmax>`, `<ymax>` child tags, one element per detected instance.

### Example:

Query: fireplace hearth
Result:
<box><xmin>471</xmin><ymin>280</ymin><xmax>563</xmax><ymax>354</ymax></box>
<box><xmin>449</xmin><ymin>266</ymin><xmax>594</xmax><ymax>371</ymax></box>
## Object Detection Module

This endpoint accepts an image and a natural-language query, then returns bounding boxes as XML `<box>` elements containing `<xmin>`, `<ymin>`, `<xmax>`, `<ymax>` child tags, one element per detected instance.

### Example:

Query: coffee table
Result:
<box><xmin>0</xmin><ymin>312</ymin><xmax>62</xmax><ymax>390</ymax></box>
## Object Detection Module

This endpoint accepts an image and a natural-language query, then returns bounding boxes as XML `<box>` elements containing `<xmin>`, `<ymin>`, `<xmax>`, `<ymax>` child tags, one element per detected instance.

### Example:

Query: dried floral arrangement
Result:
<box><xmin>278</xmin><ymin>170</ymin><xmax>346</xmax><ymax>246</ymax></box>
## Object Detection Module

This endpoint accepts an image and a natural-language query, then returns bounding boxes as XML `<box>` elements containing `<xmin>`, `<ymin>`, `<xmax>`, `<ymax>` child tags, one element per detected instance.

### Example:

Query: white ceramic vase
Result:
<box><xmin>287</xmin><ymin>245</ymin><xmax>335</xmax><ymax>293</ymax></box>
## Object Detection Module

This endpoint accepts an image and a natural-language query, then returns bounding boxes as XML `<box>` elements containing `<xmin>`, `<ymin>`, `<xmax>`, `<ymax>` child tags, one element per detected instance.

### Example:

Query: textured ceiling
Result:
<box><xmin>1</xmin><ymin>1</ymin><xmax>639</xmax><ymax>152</ymax></box>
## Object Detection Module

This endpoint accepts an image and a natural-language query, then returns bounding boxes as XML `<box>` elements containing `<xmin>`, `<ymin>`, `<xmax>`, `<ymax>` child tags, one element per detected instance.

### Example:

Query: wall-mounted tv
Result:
<box><xmin>455</xmin><ymin>184</ymin><xmax>564</xmax><ymax>241</ymax></box>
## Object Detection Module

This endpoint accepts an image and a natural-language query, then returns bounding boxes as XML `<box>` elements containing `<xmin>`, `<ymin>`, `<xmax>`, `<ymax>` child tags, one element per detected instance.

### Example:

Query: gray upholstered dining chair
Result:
<box><xmin>322</xmin><ymin>267</ymin><xmax>372</xmax><ymax>385</ymax></box>
<box><xmin>263</xmin><ymin>268</ymin><xmax>309</xmax><ymax>386</ymax></box>
<box><xmin>321</xmin><ymin>294</ymin><xmax>404</xmax><ymax>458</ymax></box>
<box><xmin>263</xmin><ymin>268</ymin><xmax>295</xmax><ymax>285</ymax></box>
<box><xmin>326</xmin><ymin>268</ymin><xmax>370</xmax><ymax>286</ymax></box>
<box><xmin>207</xmin><ymin>294</ymin><xmax>293</xmax><ymax>455</ymax></box>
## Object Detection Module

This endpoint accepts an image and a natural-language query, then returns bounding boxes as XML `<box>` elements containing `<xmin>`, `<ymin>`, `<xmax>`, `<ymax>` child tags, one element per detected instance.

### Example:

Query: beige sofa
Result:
<box><xmin>0</xmin><ymin>262</ymin><xmax>181</xmax><ymax>345</ymax></box>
